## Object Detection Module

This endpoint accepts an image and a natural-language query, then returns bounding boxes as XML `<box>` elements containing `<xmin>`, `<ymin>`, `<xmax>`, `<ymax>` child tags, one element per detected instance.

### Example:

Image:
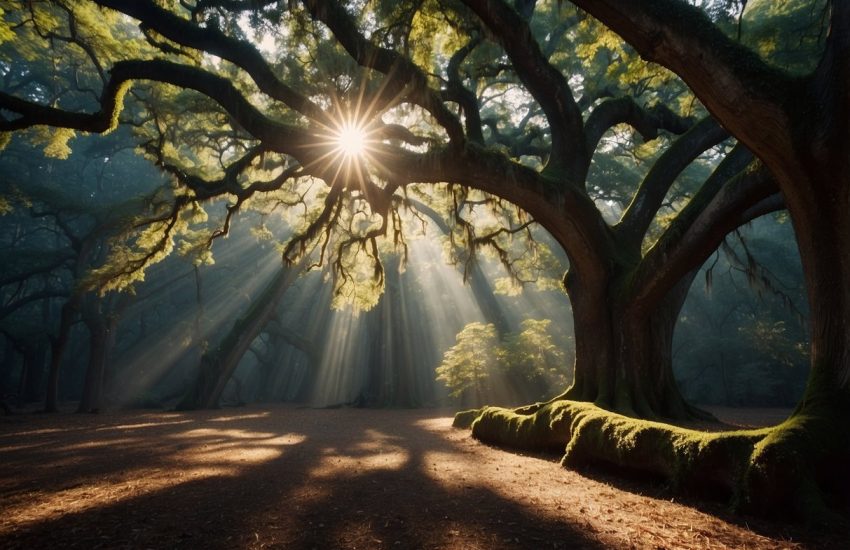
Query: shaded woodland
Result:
<box><xmin>0</xmin><ymin>0</ymin><xmax>847</xmax><ymax>532</ymax></box>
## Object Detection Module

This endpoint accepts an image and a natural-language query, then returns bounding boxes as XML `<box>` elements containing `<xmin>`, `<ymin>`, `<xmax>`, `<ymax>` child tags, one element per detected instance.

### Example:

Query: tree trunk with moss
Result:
<box><xmin>530</xmin><ymin>0</ymin><xmax>850</xmax><ymax>519</ymax></box>
<box><xmin>741</xmin><ymin>167</ymin><xmax>850</xmax><ymax>518</ymax></box>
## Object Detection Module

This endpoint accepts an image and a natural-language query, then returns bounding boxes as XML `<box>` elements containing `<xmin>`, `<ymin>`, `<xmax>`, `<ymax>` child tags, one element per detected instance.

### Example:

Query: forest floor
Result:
<box><xmin>0</xmin><ymin>405</ymin><xmax>846</xmax><ymax>549</ymax></box>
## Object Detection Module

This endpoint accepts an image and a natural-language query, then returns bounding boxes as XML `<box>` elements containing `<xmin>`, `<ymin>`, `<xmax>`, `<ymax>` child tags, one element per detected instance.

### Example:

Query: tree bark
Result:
<box><xmin>565</xmin><ymin>0</ymin><xmax>850</xmax><ymax>518</ymax></box>
<box><xmin>741</xmin><ymin>163</ymin><xmax>850</xmax><ymax>515</ymax></box>
<box><xmin>562</xmin><ymin>266</ymin><xmax>704</xmax><ymax>420</ymax></box>
<box><xmin>44</xmin><ymin>299</ymin><xmax>77</xmax><ymax>413</ymax></box>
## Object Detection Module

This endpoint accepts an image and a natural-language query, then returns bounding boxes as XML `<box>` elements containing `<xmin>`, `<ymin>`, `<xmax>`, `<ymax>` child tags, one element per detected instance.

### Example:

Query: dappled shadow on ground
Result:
<box><xmin>0</xmin><ymin>406</ymin><xmax>845</xmax><ymax>549</ymax></box>
<box><xmin>0</xmin><ymin>407</ymin><xmax>599</xmax><ymax>549</ymax></box>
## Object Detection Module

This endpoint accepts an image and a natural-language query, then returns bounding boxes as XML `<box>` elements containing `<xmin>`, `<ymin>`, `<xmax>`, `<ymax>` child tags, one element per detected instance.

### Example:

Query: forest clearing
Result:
<box><xmin>0</xmin><ymin>406</ymin><xmax>846</xmax><ymax>549</ymax></box>
<box><xmin>2</xmin><ymin>0</ymin><xmax>850</xmax><ymax>545</ymax></box>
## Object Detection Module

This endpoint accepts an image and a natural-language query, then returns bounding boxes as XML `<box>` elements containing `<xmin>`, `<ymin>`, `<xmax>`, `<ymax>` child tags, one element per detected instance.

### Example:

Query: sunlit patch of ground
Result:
<box><xmin>0</xmin><ymin>406</ymin><xmax>844</xmax><ymax>549</ymax></box>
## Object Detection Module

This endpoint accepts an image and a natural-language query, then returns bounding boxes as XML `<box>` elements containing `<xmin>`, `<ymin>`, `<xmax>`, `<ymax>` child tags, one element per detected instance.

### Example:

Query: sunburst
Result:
<box><xmin>334</xmin><ymin>121</ymin><xmax>368</xmax><ymax>159</ymax></box>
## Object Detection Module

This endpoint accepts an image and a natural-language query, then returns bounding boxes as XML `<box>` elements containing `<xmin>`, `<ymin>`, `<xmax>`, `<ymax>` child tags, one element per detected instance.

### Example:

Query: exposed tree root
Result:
<box><xmin>458</xmin><ymin>400</ymin><xmax>849</xmax><ymax>524</ymax></box>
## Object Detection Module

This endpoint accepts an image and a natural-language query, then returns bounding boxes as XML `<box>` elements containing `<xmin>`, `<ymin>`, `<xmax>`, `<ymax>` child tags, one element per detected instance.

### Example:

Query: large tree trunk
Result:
<box><xmin>562</xmin><ymin>268</ymin><xmax>703</xmax><ymax>420</ymax></box>
<box><xmin>744</xmin><ymin>165</ymin><xmax>850</xmax><ymax>518</ymax></box>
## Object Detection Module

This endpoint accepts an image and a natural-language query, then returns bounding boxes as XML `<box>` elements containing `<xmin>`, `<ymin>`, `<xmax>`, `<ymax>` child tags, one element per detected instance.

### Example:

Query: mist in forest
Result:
<box><xmin>0</xmin><ymin>130</ymin><xmax>807</xmax><ymax>413</ymax></box>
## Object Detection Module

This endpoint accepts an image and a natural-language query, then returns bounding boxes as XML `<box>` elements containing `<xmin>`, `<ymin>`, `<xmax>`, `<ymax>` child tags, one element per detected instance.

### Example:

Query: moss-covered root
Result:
<box><xmin>562</xmin><ymin>404</ymin><xmax>767</xmax><ymax>498</ymax></box>
<box><xmin>744</xmin><ymin>414</ymin><xmax>850</xmax><ymax>524</ymax></box>
<box><xmin>452</xmin><ymin>408</ymin><xmax>485</xmax><ymax>429</ymax></box>
<box><xmin>470</xmin><ymin>403</ymin><xmax>576</xmax><ymax>451</ymax></box>
<box><xmin>469</xmin><ymin>400</ymin><xmax>771</xmax><ymax>504</ymax></box>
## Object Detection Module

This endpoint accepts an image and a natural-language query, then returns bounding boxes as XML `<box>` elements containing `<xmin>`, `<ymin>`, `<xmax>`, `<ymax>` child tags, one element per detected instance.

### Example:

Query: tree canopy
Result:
<box><xmin>1</xmin><ymin>0</ymin><xmax>847</xmax><ymax>522</ymax></box>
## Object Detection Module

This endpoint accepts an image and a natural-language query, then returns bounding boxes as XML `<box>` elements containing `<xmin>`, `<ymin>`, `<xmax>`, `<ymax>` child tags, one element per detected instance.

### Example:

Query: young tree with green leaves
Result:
<box><xmin>437</xmin><ymin>321</ymin><xmax>499</xmax><ymax>404</ymax></box>
<box><xmin>438</xmin><ymin>318</ymin><xmax>570</xmax><ymax>406</ymax></box>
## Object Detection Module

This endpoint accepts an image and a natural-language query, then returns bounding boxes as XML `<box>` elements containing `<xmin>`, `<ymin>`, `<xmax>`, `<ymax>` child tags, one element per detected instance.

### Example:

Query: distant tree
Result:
<box><xmin>437</xmin><ymin>318</ymin><xmax>569</xmax><ymax>406</ymax></box>
<box><xmin>499</xmin><ymin>319</ymin><xmax>570</xmax><ymax>399</ymax></box>
<box><xmin>436</xmin><ymin>322</ymin><xmax>499</xmax><ymax>405</ymax></box>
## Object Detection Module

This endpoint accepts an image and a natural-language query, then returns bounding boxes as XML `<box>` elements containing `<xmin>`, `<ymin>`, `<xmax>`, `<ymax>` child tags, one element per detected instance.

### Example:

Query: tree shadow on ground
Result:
<box><xmin>0</xmin><ymin>407</ymin><xmax>604</xmax><ymax>549</ymax></box>
<box><xmin>476</xmin><ymin>431</ymin><xmax>849</xmax><ymax>548</ymax></box>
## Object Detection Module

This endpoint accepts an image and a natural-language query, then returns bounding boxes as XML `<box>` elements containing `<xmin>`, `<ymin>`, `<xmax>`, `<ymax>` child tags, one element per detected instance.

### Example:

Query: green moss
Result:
<box><xmin>470</xmin><ymin>400</ymin><xmax>771</xmax><ymax>504</ymax></box>
<box><xmin>745</xmin><ymin>413</ymin><xmax>850</xmax><ymax>524</ymax></box>
<box><xmin>471</xmin><ymin>401</ymin><xmax>579</xmax><ymax>451</ymax></box>
<box><xmin>452</xmin><ymin>408</ymin><xmax>484</xmax><ymax>429</ymax></box>
<box><xmin>106</xmin><ymin>81</ymin><xmax>131</xmax><ymax>135</ymax></box>
<box><xmin>466</xmin><ymin>399</ymin><xmax>849</xmax><ymax>521</ymax></box>
<box><xmin>0</xmin><ymin>132</ymin><xmax>11</xmax><ymax>152</ymax></box>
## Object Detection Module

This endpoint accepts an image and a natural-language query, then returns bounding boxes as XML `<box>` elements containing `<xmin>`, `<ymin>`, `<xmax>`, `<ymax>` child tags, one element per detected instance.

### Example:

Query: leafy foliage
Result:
<box><xmin>436</xmin><ymin>318</ymin><xmax>571</xmax><ymax>405</ymax></box>
<box><xmin>436</xmin><ymin>321</ymin><xmax>498</xmax><ymax>400</ymax></box>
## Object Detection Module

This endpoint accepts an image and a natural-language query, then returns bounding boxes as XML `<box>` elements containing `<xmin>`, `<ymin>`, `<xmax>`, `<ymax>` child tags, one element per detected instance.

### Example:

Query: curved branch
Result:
<box><xmin>584</xmin><ymin>97</ymin><xmax>694</xmax><ymax>155</ymax></box>
<box><xmin>301</xmin><ymin>0</ymin><xmax>465</xmax><ymax>144</ymax></box>
<box><xmin>444</xmin><ymin>35</ymin><xmax>484</xmax><ymax>143</ymax></box>
<box><xmin>615</xmin><ymin>116</ymin><xmax>728</xmax><ymax>249</ymax></box>
<box><xmin>631</xmin><ymin>161</ymin><xmax>781</xmax><ymax>312</ymax></box>
<box><xmin>376</xmin><ymin>142</ymin><xmax>615</xmax><ymax>282</ymax></box>
<box><xmin>461</xmin><ymin>0</ymin><xmax>586</xmax><ymax>180</ymax></box>
<box><xmin>93</xmin><ymin>0</ymin><xmax>330</xmax><ymax>125</ymax></box>
<box><xmin>568</xmin><ymin>0</ymin><xmax>798</xmax><ymax>164</ymax></box>
<box><xmin>0</xmin><ymin>59</ymin><xmax>310</xmax><ymax>156</ymax></box>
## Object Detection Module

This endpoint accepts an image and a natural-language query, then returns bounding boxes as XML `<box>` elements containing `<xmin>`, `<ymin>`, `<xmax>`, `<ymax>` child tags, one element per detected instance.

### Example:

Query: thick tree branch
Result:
<box><xmin>631</xmin><ymin>162</ymin><xmax>780</xmax><ymax>312</ymax></box>
<box><xmin>568</xmin><ymin>0</ymin><xmax>799</xmax><ymax>164</ymax></box>
<box><xmin>584</xmin><ymin>97</ymin><xmax>694</xmax><ymax>156</ymax></box>
<box><xmin>301</xmin><ymin>0</ymin><xmax>465</xmax><ymax>144</ymax></box>
<box><xmin>376</xmin><ymin>142</ymin><xmax>615</xmax><ymax>282</ymax></box>
<box><xmin>615</xmin><ymin>116</ymin><xmax>728</xmax><ymax>249</ymax></box>
<box><xmin>461</xmin><ymin>0</ymin><xmax>586</xmax><ymax>180</ymax></box>
<box><xmin>93</xmin><ymin>0</ymin><xmax>330</xmax><ymax>125</ymax></box>
<box><xmin>444</xmin><ymin>36</ymin><xmax>484</xmax><ymax>143</ymax></box>
<box><xmin>0</xmin><ymin>59</ymin><xmax>312</xmax><ymax>157</ymax></box>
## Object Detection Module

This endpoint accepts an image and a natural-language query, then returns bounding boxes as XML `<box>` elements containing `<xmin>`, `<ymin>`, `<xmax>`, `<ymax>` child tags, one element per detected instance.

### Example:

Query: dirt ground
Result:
<box><xmin>0</xmin><ymin>405</ymin><xmax>846</xmax><ymax>549</ymax></box>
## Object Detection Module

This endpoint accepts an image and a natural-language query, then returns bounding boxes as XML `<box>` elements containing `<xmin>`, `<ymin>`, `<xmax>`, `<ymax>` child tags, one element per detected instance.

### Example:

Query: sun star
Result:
<box><xmin>335</xmin><ymin>122</ymin><xmax>368</xmax><ymax>159</ymax></box>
